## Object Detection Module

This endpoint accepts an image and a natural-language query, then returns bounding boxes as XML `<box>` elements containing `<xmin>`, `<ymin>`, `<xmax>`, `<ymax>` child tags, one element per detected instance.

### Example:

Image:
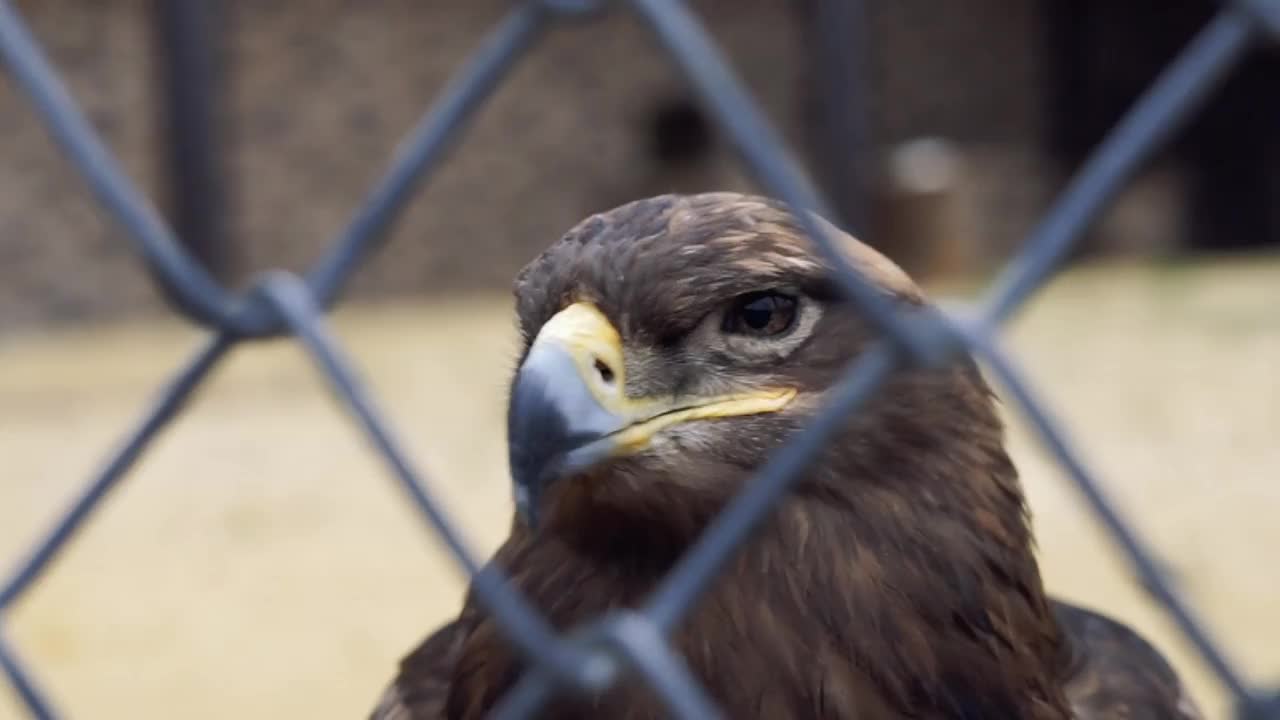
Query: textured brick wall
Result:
<box><xmin>866</xmin><ymin>0</ymin><xmax>1047</xmax><ymax>145</ymax></box>
<box><xmin>1</xmin><ymin>0</ymin><xmax>1110</xmax><ymax>333</ymax></box>
<box><xmin>0</xmin><ymin>0</ymin><xmax>815</xmax><ymax>332</ymax></box>
<box><xmin>0</xmin><ymin>0</ymin><xmax>164</xmax><ymax>331</ymax></box>
<box><xmin>224</xmin><ymin>0</ymin><xmax>809</xmax><ymax>309</ymax></box>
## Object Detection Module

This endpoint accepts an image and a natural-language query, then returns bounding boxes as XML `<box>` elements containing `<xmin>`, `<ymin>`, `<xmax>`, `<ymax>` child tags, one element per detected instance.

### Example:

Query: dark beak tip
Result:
<box><xmin>506</xmin><ymin>341</ymin><xmax>623</xmax><ymax>531</ymax></box>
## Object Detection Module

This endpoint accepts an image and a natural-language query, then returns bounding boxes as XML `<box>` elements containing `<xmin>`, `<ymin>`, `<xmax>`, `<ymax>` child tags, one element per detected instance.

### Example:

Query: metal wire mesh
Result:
<box><xmin>1</xmin><ymin>0</ymin><xmax>1277</xmax><ymax>718</ymax></box>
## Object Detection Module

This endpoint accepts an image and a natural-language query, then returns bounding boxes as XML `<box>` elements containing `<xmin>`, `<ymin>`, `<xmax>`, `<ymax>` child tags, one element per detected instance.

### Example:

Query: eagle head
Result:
<box><xmin>504</xmin><ymin>192</ymin><xmax>1009</xmax><ymax>556</ymax></box>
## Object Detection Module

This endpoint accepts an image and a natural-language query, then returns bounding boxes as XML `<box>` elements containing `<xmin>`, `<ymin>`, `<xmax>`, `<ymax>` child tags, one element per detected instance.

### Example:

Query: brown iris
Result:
<box><xmin>722</xmin><ymin>291</ymin><xmax>798</xmax><ymax>337</ymax></box>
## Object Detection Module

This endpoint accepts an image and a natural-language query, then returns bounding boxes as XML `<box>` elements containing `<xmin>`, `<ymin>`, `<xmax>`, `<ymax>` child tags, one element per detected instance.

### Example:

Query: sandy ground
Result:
<box><xmin>1</xmin><ymin>256</ymin><xmax>1277</xmax><ymax>719</ymax></box>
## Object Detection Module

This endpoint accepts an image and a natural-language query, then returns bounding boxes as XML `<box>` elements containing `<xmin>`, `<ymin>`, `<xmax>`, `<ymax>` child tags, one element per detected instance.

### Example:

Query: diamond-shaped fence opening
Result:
<box><xmin>0</xmin><ymin>0</ymin><xmax>1276</xmax><ymax>718</ymax></box>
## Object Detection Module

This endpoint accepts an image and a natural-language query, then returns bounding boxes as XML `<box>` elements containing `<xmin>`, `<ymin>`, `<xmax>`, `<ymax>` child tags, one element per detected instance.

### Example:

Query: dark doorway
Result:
<box><xmin>1042</xmin><ymin>0</ymin><xmax>1280</xmax><ymax>251</ymax></box>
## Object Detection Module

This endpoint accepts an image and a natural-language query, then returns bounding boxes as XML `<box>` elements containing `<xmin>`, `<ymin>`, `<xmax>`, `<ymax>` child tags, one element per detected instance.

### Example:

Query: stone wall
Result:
<box><xmin>0</xmin><ymin>0</ymin><xmax>163</xmax><ymax>331</ymax></box>
<box><xmin>0</xmin><ymin>0</ymin><xmax>816</xmax><ymax>331</ymax></box>
<box><xmin>0</xmin><ymin>0</ymin><xmax>1108</xmax><ymax>333</ymax></box>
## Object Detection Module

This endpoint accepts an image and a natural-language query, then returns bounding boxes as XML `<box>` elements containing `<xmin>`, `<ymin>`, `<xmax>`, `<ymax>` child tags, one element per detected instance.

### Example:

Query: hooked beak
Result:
<box><xmin>506</xmin><ymin>302</ymin><xmax>794</xmax><ymax>527</ymax></box>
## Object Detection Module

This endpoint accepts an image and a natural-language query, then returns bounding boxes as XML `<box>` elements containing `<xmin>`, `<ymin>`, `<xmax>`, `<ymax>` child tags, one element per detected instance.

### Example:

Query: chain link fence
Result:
<box><xmin>1</xmin><ymin>0</ymin><xmax>1277</xmax><ymax>717</ymax></box>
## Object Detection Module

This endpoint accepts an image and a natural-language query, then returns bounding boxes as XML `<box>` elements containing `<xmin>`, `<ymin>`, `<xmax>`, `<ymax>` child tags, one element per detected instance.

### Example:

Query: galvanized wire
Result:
<box><xmin>0</xmin><ymin>0</ymin><xmax>1275</xmax><ymax>717</ymax></box>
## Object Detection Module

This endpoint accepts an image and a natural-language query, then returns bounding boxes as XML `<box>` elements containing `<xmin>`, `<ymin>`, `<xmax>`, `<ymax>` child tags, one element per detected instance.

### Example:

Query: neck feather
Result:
<box><xmin>449</xmin><ymin>476</ymin><xmax>1070</xmax><ymax>719</ymax></box>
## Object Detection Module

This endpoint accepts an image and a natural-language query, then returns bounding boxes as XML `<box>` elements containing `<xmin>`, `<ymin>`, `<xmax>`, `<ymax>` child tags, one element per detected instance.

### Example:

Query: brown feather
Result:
<box><xmin>370</xmin><ymin>192</ymin><xmax>1199</xmax><ymax>720</ymax></box>
<box><xmin>1053</xmin><ymin>600</ymin><xmax>1204</xmax><ymax>719</ymax></box>
<box><xmin>372</xmin><ymin>615</ymin><xmax>472</xmax><ymax>719</ymax></box>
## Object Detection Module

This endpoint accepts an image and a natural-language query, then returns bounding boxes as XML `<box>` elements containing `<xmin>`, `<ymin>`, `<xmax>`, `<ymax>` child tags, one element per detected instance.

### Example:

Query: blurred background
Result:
<box><xmin>0</xmin><ymin>0</ymin><xmax>1277</xmax><ymax>718</ymax></box>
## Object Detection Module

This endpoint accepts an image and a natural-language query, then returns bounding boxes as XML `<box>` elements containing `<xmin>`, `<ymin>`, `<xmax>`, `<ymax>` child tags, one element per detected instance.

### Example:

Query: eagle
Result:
<box><xmin>371</xmin><ymin>192</ymin><xmax>1202</xmax><ymax>719</ymax></box>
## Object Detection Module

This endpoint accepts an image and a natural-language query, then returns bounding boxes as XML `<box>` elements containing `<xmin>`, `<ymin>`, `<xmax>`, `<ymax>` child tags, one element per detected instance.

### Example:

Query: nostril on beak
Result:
<box><xmin>593</xmin><ymin>357</ymin><xmax>615</xmax><ymax>384</ymax></box>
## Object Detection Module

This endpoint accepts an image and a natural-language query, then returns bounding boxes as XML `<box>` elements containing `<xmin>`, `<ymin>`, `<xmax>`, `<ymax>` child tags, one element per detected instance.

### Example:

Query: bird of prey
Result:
<box><xmin>371</xmin><ymin>192</ymin><xmax>1202</xmax><ymax>719</ymax></box>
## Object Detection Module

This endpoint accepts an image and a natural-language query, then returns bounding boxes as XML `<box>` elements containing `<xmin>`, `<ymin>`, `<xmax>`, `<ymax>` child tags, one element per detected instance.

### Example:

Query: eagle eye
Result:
<box><xmin>722</xmin><ymin>291</ymin><xmax>798</xmax><ymax>337</ymax></box>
